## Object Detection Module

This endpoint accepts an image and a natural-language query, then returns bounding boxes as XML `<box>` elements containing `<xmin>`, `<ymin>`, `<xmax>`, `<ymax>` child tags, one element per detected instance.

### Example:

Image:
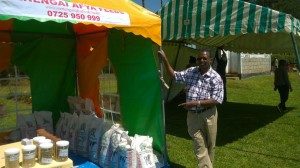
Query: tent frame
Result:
<box><xmin>290</xmin><ymin>32</ymin><xmax>300</xmax><ymax>70</ymax></box>
<box><xmin>159</xmin><ymin>50</ymin><xmax>170</xmax><ymax>167</ymax></box>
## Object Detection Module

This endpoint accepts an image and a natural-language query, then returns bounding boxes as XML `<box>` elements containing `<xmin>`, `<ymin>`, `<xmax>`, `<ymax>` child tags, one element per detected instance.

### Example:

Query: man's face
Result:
<box><xmin>197</xmin><ymin>51</ymin><xmax>211</xmax><ymax>70</ymax></box>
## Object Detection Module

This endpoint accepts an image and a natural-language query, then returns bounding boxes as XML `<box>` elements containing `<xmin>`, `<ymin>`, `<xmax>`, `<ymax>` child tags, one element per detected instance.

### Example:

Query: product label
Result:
<box><xmin>41</xmin><ymin>148</ymin><xmax>52</xmax><ymax>164</ymax></box>
<box><xmin>58</xmin><ymin>149</ymin><xmax>68</xmax><ymax>157</ymax></box>
<box><xmin>24</xmin><ymin>152</ymin><xmax>35</xmax><ymax>159</ymax></box>
<box><xmin>42</xmin><ymin>157</ymin><xmax>52</xmax><ymax>164</ymax></box>
<box><xmin>9</xmin><ymin>154</ymin><xmax>19</xmax><ymax>161</ymax></box>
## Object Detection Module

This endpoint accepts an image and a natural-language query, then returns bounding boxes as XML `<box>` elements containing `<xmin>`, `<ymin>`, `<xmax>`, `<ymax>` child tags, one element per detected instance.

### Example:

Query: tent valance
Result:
<box><xmin>158</xmin><ymin>0</ymin><xmax>300</xmax><ymax>54</ymax></box>
<box><xmin>0</xmin><ymin>0</ymin><xmax>161</xmax><ymax>45</ymax></box>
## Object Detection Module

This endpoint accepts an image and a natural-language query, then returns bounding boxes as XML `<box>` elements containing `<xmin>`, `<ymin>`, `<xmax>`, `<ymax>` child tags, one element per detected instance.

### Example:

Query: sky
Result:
<box><xmin>132</xmin><ymin>0</ymin><xmax>168</xmax><ymax>13</ymax></box>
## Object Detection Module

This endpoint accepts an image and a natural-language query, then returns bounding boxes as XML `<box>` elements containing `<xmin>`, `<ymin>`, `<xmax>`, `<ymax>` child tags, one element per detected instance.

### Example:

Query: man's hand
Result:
<box><xmin>158</xmin><ymin>50</ymin><xmax>166</xmax><ymax>59</ymax></box>
<box><xmin>157</xmin><ymin>49</ymin><xmax>175</xmax><ymax>78</ymax></box>
<box><xmin>178</xmin><ymin>101</ymin><xmax>198</xmax><ymax>108</ymax></box>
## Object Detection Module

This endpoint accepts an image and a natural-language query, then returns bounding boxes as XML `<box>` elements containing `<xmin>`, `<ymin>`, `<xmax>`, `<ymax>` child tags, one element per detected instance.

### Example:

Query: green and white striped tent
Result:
<box><xmin>158</xmin><ymin>0</ymin><xmax>300</xmax><ymax>101</ymax></box>
<box><xmin>158</xmin><ymin>0</ymin><xmax>300</xmax><ymax>55</ymax></box>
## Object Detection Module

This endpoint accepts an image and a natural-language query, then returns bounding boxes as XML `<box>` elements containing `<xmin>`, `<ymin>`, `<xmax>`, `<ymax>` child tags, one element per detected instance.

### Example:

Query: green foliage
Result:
<box><xmin>271</xmin><ymin>54</ymin><xmax>297</xmax><ymax>63</ymax></box>
<box><xmin>244</xmin><ymin>0</ymin><xmax>300</xmax><ymax>20</ymax></box>
<box><xmin>165</xmin><ymin>72</ymin><xmax>300</xmax><ymax>167</ymax></box>
<box><xmin>0</xmin><ymin>66</ymin><xmax>13</xmax><ymax>86</ymax></box>
<box><xmin>276</xmin><ymin>0</ymin><xmax>300</xmax><ymax>20</ymax></box>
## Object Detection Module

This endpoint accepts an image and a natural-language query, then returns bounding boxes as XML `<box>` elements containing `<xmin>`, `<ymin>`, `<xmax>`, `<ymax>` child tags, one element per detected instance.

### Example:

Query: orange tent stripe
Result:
<box><xmin>0</xmin><ymin>20</ymin><xmax>13</xmax><ymax>72</ymax></box>
<box><xmin>0</xmin><ymin>33</ymin><xmax>13</xmax><ymax>72</ymax></box>
<box><xmin>77</xmin><ymin>32</ymin><xmax>108</xmax><ymax>118</ymax></box>
<box><xmin>0</xmin><ymin>19</ymin><xmax>13</xmax><ymax>31</ymax></box>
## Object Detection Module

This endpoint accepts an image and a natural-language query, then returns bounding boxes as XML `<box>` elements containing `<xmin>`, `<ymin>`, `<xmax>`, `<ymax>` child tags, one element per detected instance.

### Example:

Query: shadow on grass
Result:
<box><xmin>165</xmin><ymin>94</ymin><xmax>190</xmax><ymax>139</ymax></box>
<box><xmin>164</xmin><ymin>94</ymin><xmax>294</xmax><ymax>146</ymax></box>
<box><xmin>223</xmin><ymin>146</ymin><xmax>300</xmax><ymax>163</ymax></box>
<box><xmin>166</xmin><ymin>162</ymin><xmax>186</xmax><ymax>168</ymax></box>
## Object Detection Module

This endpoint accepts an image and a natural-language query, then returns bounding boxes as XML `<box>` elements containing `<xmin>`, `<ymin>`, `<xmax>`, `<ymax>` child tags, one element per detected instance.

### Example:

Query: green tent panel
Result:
<box><xmin>11</xmin><ymin>36</ymin><xmax>77</xmax><ymax>124</ymax></box>
<box><xmin>108</xmin><ymin>30</ymin><xmax>163</xmax><ymax>151</ymax></box>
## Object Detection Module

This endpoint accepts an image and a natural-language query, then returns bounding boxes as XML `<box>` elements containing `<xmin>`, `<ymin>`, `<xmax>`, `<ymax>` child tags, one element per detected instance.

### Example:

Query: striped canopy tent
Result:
<box><xmin>0</xmin><ymin>0</ymin><xmax>166</xmax><ymax>156</ymax></box>
<box><xmin>158</xmin><ymin>0</ymin><xmax>300</xmax><ymax>58</ymax></box>
<box><xmin>158</xmin><ymin>0</ymin><xmax>300</xmax><ymax>102</ymax></box>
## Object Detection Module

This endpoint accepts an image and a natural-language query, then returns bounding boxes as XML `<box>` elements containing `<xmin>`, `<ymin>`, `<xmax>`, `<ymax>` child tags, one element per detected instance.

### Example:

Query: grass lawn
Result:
<box><xmin>165</xmin><ymin>72</ymin><xmax>300</xmax><ymax>168</ymax></box>
<box><xmin>0</xmin><ymin>98</ymin><xmax>32</xmax><ymax>131</ymax></box>
<box><xmin>0</xmin><ymin>78</ymin><xmax>32</xmax><ymax>131</ymax></box>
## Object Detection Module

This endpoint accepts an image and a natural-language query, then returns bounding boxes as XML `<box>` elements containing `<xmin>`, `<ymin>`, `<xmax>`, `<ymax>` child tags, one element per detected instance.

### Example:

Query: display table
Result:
<box><xmin>0</xmin><ymin>142</ymin><xmax>73</xmax><ymax>168</ymax></box>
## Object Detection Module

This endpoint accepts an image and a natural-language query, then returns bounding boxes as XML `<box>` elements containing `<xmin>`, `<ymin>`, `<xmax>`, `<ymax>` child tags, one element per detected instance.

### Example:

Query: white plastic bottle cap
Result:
<box><xmin>40</xmin><ymin>143</ymin><xmax>53</xmax><ymax>149</ymax></box>
<box><xmin>33</xmin><ymin>136</ymin><xmax>46</xmax><ymax>143</ymax></box>
<box><xmin>22</xmin><ymin>145</ymin><xmax>36</xmax><ymax>151</ymax></box>
<box><xmin>4</xmin><ymin>148</ymin><xmax>20</xmax><ymax>155</ymax></box>
<box><xmin>56</xmin><ymin>140</ymin><xmax>69</xmax><ymax>147</ymax></box>
<box><xmin>45</xmin><ymin>139</ymin><xmax>52</xmax><ymax>142</ymax></box>
<box><xmin>38</xmin><ymin>139</ymin><xmax>51</xmax><ymax>145</ymax></box>
<box><xmin>34</xmin><ymin>136</ymin><xmax>46</xmax><ymax>139</ymax></box>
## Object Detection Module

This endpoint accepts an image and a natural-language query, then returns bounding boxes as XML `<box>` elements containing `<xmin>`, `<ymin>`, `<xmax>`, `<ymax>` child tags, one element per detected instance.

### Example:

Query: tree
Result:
<box><xmin>276</xmin><ymin>0</ymin><xmax>300</xmax><ymax>20</ymax></box>
<box><xmin>244</xmin><ymin>0</ymin><xmax>300</xmax><ymax>20</ymax></box>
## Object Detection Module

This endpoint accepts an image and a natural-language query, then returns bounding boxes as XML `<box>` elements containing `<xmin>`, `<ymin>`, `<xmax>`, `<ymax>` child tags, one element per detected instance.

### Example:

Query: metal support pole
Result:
<box><xmin>290</xmin><ymin>32</ymin><xmax>300</xmax><ymax>70</ymax></box>
<box><xmin>14</xmin><ymin>66</ymin><xmax>19</xmax><ymax>115</ymax></box>
<box><xmin>159</xmin><ymin>47</ymin><xmax>169</xmax><ymax>167</ymax></box>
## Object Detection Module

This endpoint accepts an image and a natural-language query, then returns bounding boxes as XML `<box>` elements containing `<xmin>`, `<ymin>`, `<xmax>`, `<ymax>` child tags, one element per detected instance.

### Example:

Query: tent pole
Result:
<box><xmin>159</xmin><ymin>46</ymin><xmax>169</xmax><ymax>168</ymax></box>
<box><xmin>166</xmin><ymin>43</ymin><xmax>182</xmax><ymax>101</ymax></box>
<box><xmin>290</xmin><ymin>32</ymin><xmax>300</xmax><ymax>70</ymax></box>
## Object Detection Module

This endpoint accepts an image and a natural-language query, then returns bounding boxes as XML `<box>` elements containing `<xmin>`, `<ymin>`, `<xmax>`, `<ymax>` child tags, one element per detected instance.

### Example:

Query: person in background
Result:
<box><xmin>274</xmin><ymin>59</ymin><xmax>293</xmax><ymax>112</ymax></box>
<box><xmin>275</xmin><ymin>58</ymin><xmax>279</xmax><ymax>69</ymax></box>
<box><xmin>158</xmin><ymin>49</ymin><xmax>223</xmax><ymax>168</ymax></box>
<box><xmin>215</xmin><ymin>47</ymin><xmax>227</xmax><ymax>102</ymax></box>
<box><xmin>181</xmin><ymin>56</ymin><xmax>198</xmax><ymax>94</ymax></box>
<box><xmin>186</xmin><ymin>56</ymin><xmax>198</xmax><ymax>69</ymax></box>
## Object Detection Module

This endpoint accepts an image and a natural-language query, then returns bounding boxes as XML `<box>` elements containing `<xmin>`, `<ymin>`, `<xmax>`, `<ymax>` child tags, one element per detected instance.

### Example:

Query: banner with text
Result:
<box><xmin>0</xmin><ymin>0</ymin><xmax>130</xmax><ymax>25</ymax></box>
